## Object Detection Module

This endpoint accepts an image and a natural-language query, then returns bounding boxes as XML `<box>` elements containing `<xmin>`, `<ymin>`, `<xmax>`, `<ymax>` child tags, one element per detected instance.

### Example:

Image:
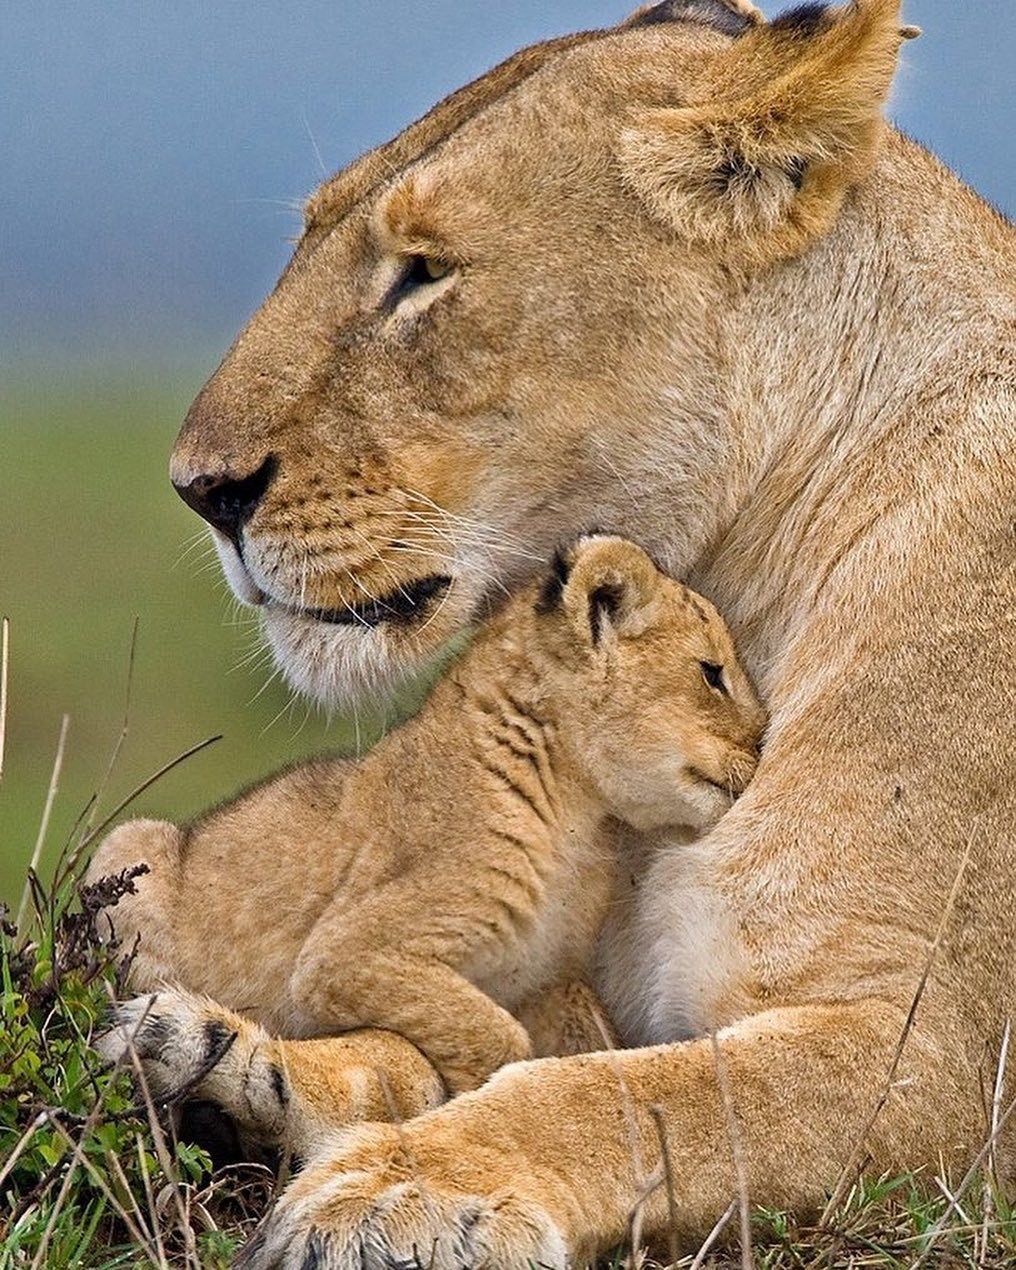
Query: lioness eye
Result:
<box><xmin>386</xmin><ymin>254</ymin><xmax>453</xmax><ymax>309</ymax></box>
<box><xmin>701</xmin><ymin>661</ymin><xmax>728</xmax><ymax>695</ymax></box>
<box><xmin>407</xmin><ymin>254</ymin><xmax>451</xmax><ymax>285</ymax></box>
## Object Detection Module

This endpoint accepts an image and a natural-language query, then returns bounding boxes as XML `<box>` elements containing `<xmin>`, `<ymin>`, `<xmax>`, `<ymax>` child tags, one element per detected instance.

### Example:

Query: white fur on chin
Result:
<box><xmin>262</xmin><ymin>608</ymin><xmax>408</xmax><ymax>711</ymax></box>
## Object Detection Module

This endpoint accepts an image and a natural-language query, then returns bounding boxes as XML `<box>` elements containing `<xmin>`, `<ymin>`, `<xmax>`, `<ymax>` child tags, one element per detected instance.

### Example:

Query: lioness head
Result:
<box><xmin>528</xmin><ymin>534</ymin><xmax>766</xmax><ymax>830</ymax></box>
<box><xmin>171</xmin><ymin>0</ymin><xmax>910</xmax><ymax>705</ymax></box>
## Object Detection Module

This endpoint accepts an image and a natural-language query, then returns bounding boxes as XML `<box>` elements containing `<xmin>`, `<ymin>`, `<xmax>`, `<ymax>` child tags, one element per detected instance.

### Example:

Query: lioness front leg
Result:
<box><xmin>237</xmin><ymin>1000</ymin><xmax>973</xmax><ymax>1269</ymax></box>
<box><xmin>99</xmin><ymin>988</ymin><xmax>444</xmax><ymax>1161</ymax></box>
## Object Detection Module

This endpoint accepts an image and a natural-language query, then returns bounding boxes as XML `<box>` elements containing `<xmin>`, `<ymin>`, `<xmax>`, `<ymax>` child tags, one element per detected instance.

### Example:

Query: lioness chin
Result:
<box><xmin>126</xmin><ymin>0</ymin><xmax>1014</xmax><ymax>1264</ymax></box>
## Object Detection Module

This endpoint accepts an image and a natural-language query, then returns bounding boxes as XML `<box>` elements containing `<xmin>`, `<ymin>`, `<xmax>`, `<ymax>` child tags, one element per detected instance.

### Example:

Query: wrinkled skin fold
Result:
<box><xmin>102</xmin><ymin>0</ymin><xmax>1016</xmax><ymax>1264</ymax></box>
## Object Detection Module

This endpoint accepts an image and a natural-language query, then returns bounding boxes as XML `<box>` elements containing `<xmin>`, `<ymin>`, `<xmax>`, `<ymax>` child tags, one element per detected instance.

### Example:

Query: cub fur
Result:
<box><xmin>90</xmin><ymin>536</ymin><xmax>764</xmax><ymax>1094</ymax></box>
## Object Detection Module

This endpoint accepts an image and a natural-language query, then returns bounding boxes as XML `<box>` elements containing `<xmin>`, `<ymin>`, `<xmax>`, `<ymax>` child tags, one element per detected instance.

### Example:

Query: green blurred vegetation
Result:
<box><xmin>0</xmin><ymin>368</ymin><xmax>401</xmax><ymax>904</ymax></box>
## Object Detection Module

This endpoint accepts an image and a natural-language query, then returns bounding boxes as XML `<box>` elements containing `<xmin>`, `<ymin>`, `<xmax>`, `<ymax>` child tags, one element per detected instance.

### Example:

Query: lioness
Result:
<box><xmin>93</xmin><ymin>535</ymin><xmax>764</xmax><ymax>1095</ymax></box>
<box><xmin>109</xmin><ymin>0</ymin><xmax>1015</xmax><ymax>1264</ymax></box>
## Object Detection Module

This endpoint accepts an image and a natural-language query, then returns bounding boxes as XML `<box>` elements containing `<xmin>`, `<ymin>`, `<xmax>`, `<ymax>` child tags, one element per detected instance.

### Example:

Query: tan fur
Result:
<box><xmin>95</xmin><ymin>989</ymin><xmax>445</xmax><ymax>1162</ymax></box>
<box><xmin>103</xmin><ymin>0</ymin><xmax>1016</xmax><ymax>1263</ymax></box>
<box><xmin>92</xmin><ymin>537</ymin><xmax>764</xmax><ymax>1096</ymax></box>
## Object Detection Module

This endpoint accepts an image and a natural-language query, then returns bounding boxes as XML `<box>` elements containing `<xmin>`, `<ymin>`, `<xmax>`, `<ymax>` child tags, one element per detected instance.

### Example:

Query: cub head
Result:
<box><xmin>170</xmin><ymin>0</ymin><xmax>910</xmax><ymax>706</ymax></box>
<box><xmin>531</xmin><ymin>535</ymin><xmax>767</xmax><ymax>830</ymax></box>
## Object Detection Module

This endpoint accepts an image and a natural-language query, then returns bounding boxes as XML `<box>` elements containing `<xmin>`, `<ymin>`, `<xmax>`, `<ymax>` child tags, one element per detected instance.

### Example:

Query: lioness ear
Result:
<box><xmin>619</xmin><ymin>0</ymin><xmax>911</xmax><ymax>264</ymax></box>
<box><xmin>621</xmin><ymin>0</ymin><xmax>763</xmax><ymax>37</ymax></box>
<box><xmin>554</xmin><ymin>536</ymin><xmax>662</xmax><ymax>646</ymax></box>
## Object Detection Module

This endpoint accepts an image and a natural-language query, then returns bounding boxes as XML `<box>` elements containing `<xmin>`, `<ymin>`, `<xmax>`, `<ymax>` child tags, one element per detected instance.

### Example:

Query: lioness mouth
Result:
<box><xmin>296</xmin><ymin>574</ymin><xmax>452</xmax><ymax>629</ymax></box>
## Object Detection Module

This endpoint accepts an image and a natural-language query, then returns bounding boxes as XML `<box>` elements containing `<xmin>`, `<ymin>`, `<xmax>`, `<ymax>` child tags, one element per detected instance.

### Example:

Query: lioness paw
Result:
<box><xmin>237</xmin><ymin>1124</ymin><xmax>568</xmax><ymax>1270</ymax></box>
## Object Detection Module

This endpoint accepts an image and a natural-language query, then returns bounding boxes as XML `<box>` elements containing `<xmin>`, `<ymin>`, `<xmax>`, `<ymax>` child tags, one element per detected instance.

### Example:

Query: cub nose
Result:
<box><xmin>172</xmin><ymin>455</ymin><xmax>277</xmax><ymax>542</ymax></box>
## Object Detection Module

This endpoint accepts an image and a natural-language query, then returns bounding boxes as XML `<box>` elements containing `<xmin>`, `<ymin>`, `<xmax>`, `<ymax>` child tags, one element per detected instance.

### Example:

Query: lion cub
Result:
<box><xmin>90</xmin><ymin>536</ymin><xmax>765</xmax><ymax>1094</ymax></box>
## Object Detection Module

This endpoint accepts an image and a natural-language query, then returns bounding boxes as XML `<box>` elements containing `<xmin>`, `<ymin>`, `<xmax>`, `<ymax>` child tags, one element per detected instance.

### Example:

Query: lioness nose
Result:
<box><xmin>172</xmin><ymin>455</ymin><xmax>277</xmax><ymax>542</ymax></box>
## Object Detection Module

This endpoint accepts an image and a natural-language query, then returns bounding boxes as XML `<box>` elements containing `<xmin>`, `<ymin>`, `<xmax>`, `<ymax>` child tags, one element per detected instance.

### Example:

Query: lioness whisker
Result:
<box><xmin>230</xmin><ymin>640</ymin><xmax>277</xmax><ymax>677</ymax></box>
<box><xmin>249</xmin><ymin>660</ymin><xmax>288</xmax><ymax>710</ymax></box>
<box><xmin>388</xmin><ymin>538</ymin><xmax>510</xmax><ymax>600</ymax></box>
<box><xmin>382</xmin><ymin>515</ymin><xmax>543</xmax><ymax>563</ymax></box>
<box><xmin>401</xmin><ymin>487</ymin><xmax>536</xmax><ymax>545</ymax></box>
<box><xmin>172</xmin><ymin>531</ymin><xmax>218</xmax><ymax>572</ymax></box>
<box><xmin>413</xmin><ymin>575</ymin><xmax>458</xmax><ymax>637</ymax></box>
<box><xmin>346</xmin><ymin>526</ymin><xmax>417</xmax><ymax>605</ymax></box>
<box><xmin>259</xmin><ymin>682</ymin><xmax>306</xmax><ymax>737</ymax></box>
<box><xmin>394</xmin><ymin>489</ymin><xmax>542</xmax><ymax>557</ymax></box>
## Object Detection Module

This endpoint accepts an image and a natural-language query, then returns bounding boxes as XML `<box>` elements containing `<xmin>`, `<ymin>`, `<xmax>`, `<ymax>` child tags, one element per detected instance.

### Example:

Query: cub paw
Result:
<box><xmin>95</xmin><ymin>988</ymin><xmax>239</xmax><ymax>1102</ymax></box>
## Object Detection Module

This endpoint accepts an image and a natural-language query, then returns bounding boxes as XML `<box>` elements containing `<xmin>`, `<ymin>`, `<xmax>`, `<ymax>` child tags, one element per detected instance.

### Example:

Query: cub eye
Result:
<box><xmin>701</xmin><ymin>661</ymin><xmax>728</xmax><ymax>695</ymax></box>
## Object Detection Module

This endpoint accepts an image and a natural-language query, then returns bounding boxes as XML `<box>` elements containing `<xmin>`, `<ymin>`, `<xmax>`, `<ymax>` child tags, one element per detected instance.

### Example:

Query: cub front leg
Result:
<box><xmin>291</xmin><ymin>932</ymin><xmax>532</xmax><ymax>1095</ymax></box>
<box><xmin>98</xmin><ymin>988</ymin><xmax>444</xmax><ymax>1160</ymax></box>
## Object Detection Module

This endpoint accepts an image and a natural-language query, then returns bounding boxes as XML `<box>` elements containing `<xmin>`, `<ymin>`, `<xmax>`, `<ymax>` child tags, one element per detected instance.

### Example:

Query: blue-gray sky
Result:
<box><xmin>2</xmin><ymin>0</ymin><xmax>1012</xmax><ymax>367</ymax></box>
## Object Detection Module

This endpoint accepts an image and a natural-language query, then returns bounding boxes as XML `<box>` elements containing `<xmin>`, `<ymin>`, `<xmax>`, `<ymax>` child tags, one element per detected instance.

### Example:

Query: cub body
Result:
<box><xmin>91</xmin><ymin>536</ymin><xmax>764</xmax><ymax>1093</ymax></box>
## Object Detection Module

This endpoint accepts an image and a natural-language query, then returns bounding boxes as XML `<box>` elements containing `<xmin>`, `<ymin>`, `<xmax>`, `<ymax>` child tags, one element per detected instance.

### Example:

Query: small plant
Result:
<box><xmin>0</xmin><ymin>862</ymin><xmax>263</xmax><ymax>1267</ymax></box>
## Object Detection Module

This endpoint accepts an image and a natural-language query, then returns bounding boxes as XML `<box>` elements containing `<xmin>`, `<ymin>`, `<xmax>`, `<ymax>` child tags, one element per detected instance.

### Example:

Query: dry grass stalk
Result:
<box><xmin>688</xmin><ymin>1199</ymin><xmax>737</xmax><ymax>1270</ymax></box>
<box><xmin>102</xmin><ymin>1133</ymin><xmax>160</xmax><ymax>1258</ymax></box>
<box><xmin>126</xmin><ymin>1045</ymin><xmax>202</xmax><ymax>1268</ymax></box>
<box><xmin>589</xmin><ymin>1008</ymin><xmax>666</xmax><ymax>1259</ymax></box>
<box><xmin>80</xmin><ymin>616</ymin><xmax>138</xmax><ymax>845</ymax></box>
<box><xmin>47</xmin><ymin>1114</ymin><xmax>160</xmax><ymax>1261</ymax></box>
<box><xmin>29</xmin><ymin>1116</ymin><xmax>91</xmax><ymax>1269</ymax></box>
<box><xmin>599</xmin><ymin>1039</ymin><xmax>653</xmax><ymax>1256</ymax></box>
<box><xmin>0</xmin><ymin>615</ymin><xmax>8</xmax><ymax>783</ymax></box>
<box><xmin>912</xmin><ymin>1086</ymin><xmax>1016</xmax><ymax>1266</ymax></box>
<box><xmin>0</xmin><ymin>1110</ymin><xmax>51</xmax><ymax>1194</ymax></box>
<box><xmin>648</xmin><ymin>1104</ymin><xmax>681</xmax><ymax>1270</ymax></box>
<box><xmin>16</xmin><ymin>712</ymin><xmax>69</xmax><ymax>931</ymax></box>
<box><xmin>934</xmin><ymin>1174</ymin><xmax>972</xmax><ymax>1225</ymax></box>
<box><xmin>710</xmin><ymin>1031</ymin><xmax>753</xmax><ymax>1270</ymax></box>
<box><xmin>819</xmin><ymin>832</ymin><xmax>975</xmax><ymax>1227</ymax></box>
<box><xmin>134</xmin><ymin>1129</ymin><xmax>170</xmax><ymax>1269</ymax></box>
<box><xmin>69</xmin><ymin>731</ymin><xmax>222</xmax><ymax>872</ymax></box>
<box><xmin>980</xmin><ymin>1019</ymin><xmax>1011</xmax><ymax>1264</ymax></box>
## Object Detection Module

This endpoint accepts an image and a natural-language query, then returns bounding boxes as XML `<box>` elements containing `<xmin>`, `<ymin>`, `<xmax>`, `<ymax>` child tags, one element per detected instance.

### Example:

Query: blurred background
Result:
<box><xmin>2</xmin><ymin>1</ymin><xmax>1013</xmax><ymax>902</ymax></box>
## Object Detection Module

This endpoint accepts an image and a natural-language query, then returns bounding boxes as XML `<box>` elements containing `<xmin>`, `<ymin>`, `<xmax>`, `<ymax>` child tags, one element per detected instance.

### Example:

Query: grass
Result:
<box><xmin>5</xmin><ymin>371</ymin><xmax>1016</xmax><ymax>1266</ymax></box>
<box><xmin>0</xmin><ymin>824</ymin><xmax>268</xmax><ymax>1266</ymax></box>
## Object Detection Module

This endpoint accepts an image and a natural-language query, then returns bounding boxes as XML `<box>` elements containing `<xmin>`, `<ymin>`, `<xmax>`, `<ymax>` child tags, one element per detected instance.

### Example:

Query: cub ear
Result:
<box><xmin>550</xmin><ymin>536</ymin><xmax>663</xmax><ymax>646</ymax></box>
<box><xmin>619</xmin><ymin>0</ymin><xmax>913</xmax><ymax>264</ymax></box>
